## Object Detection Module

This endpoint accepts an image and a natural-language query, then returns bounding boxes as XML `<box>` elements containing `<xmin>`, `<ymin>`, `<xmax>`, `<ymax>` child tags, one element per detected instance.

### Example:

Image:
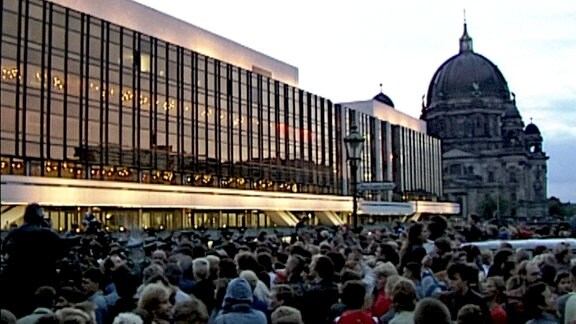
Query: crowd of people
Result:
<box><xmin>1</xmin><ymin>203</ymin><xmax>576</xmax><ymax>324</ymax></box>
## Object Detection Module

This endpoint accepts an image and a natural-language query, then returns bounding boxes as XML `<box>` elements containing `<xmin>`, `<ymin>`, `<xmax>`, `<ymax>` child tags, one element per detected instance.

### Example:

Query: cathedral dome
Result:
<box><xmin>426</xmin><ymin>24</ymin><xmax>511</xmax><ymax>107</ymax></box>
<box><xmin>373</xmin><ymin>92</ymin><xmax>395</xmax><ymax>108</ymax></box>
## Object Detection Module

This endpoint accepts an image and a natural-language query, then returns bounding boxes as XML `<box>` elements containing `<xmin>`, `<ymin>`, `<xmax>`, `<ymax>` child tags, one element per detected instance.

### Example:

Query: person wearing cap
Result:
<box><xmin>212</xmin><ymin>277</ymin><xmax>266</xmax><ymax>324</ymax></box>
<box><xmin>1</xmin><ymin>203</ymin><xmax>64</xmax><ymax>317</ymax></box>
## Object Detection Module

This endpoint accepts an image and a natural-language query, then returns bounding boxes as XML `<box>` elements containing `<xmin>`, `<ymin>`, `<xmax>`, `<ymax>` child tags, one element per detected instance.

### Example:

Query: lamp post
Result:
<box><xmin>344</xmin><ymin>124</ymin><xmax>365</xmax><ymax>229</ymax></box>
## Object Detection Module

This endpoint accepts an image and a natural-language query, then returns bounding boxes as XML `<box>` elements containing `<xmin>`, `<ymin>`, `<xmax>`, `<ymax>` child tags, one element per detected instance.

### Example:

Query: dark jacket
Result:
<box><xmin>447</xmin><ymin>288</ymin><xmax>492</xmax><ymax>324</ymax></box>
<box><xmin>302</xmin><ymin>279</ymin><xmax>339</xmax><ymax>323</ymax></box>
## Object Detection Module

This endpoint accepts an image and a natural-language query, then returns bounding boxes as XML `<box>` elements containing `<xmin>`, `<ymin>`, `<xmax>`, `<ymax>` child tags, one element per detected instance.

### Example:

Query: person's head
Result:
<box><xmin>390</xmin><ymin>279</ymin><xmax>418</xmax><ymax>312</ymax></box>
<box><xmin>205</xmin><ymin>255</ymin><xmax>220</xmax><ymax>280</ymax></box>
<box><xmin>112</xmin><ymin>312</ymin><xmax>144</xmax><ymax>324</ymax></box>
<box><xmin>484</xmin><ymin>276</ymin><xmax>505</xmax><ymax>302</ymax></box>
<box><xmin>271</xmin><ymin>306</ymin><xmax>303</xmax><ymax>324</ymax></box>
<box><xmin>143</xmin><ymin>263</ymin><xmax>165</xmax><ymax>283</ymax></box>
<box><xmin>447</xmin><ymin>263</ymin><xmax>477</xmax><ymax>294</ymax></box>
<box><xmin>384</xmin><ymin>275</ymin><xmax>403</xmax><ymax>298</ymax></box>
<box><xmin>0</xmin><ymin>309</ymin><xmax>17</xmax><ymax>324</ymax></box>
<box><xmin>554</xmin><ymin>243</ymin><xmax>572</xmax><ymax>264</ymax></box>
<box><xmin>413</xmin><ymin>297</ymin><xmax>452</xmax><ymax>324</ymax></box>
<box><xmin>239</xmin><ymin>270</ymin><xmax>259</xmax><ymax>292</ymax></box>
<box><xmin>555</xmin><ymin>271</ymin><xmax>571</xmax><ymax>295</ymax></box>
<box><xmin>310</xmin><ymin>255</ymin><xmax>335</xmax><ymax>282</ymax></box>
<box><xmin>178</xmin><ymin>256</ymin><xmax>194</xmax><ymax>280</ymax></box>
<box><xmin>34</xmin><ymin>286</ymin><xmax>58</xmax><ymax>309</ymax></box>
<box><xmin>341</xmin><ymin>280</ymin><xmax>366</xmax><ymax>310</ymax></box>
<box><xmin>523</xmin><ymin>282</ymin><xmax>556</xmax><ymax>319</ymax></box>
<box><xmin>285</xmin><ymin>254</ymin><xmax>306</xmax><ymax>277</ymax></box>
<box><xmin>434</xmin><ymin>237</ymin><xmax>452</xmax><ymax>256</ymax></box>
<box><xmin>234</xmin><ymin>252</ymin><xmax>260</xmax><ymax>273</ymax></box>
<box><xmin>56</xmin><ymin>286</ymin><xmax>85</xmax><ymax>309</ymax></box>
<box><xmin>192</xmin><ymin>257</ymin><xmax>210</xmax><ymax>281</ymax></box>
<box><xmin>373</xmin><ymin>262</ymin><xmax>398</xmax><ymax>291</ymax></box>
<box><xmin>456</xmin><ymin>304</ymin><xmax>484</xmax><ymax>324</ymax></box>
<box><xmin>403</xmin><ymin>262</ymin><xmax>421</xmax><ymax>281</ymax></box>
<box><xmin>269</xmin><ymin>285</ymin><xmax>294</xmax><ymax>310</ymax></box>
<box><xmin>523</xmin><ymin>261</ymin><xmax>541</xmax><ymax>285</ymax></box>
<box><xmin>23</xmin><ymin>203</ymin><xmax>50</xmax><ymax>227</ymax></box>
<box><xmin>152</xmin><ymin>250</ymin><xmax>168</xmax><ymax>264</ymax></box>
<box><xmin>81</xmin><ymin>267</ymin><xmax>104</xmax><ymax>296</ymax></box>
<box><xmin>137</xmin><ymin>282</ymin><xmax>173</xmax><ymax>321</ymax></box>
<box><xmin>222</xmin><ymin>278</ymin><xmax>253</xmax><ymax>308</ymax></box>
<box><xmin>257</xmin><ymin>252</ymin><xmax>274</xmax><ymax>273</ymax></box>
<box><xmin>407</xmin><ymin>223</ymin><xmax>428</xmax><ymax>245</ymax></box>
<box><xmin>164</xmin><ymin>262</ymin><xmax>183</xmax><ymax>286</ymax></box>
<box><xmin>172</xmin><ymin>298</ymin><xmax>209</xmax><ymax>324</ymax></box>
<box><xmin>55</xmin><ymin>307</ymin><xmax>93</xmax><ymax>324</ymax></box>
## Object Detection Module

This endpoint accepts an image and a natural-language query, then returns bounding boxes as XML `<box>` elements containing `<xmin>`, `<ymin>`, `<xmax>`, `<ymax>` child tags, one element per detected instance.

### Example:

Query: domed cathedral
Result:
<box><xmin>421</xmin><ymin>23</ymin><xmax>548</xmax><ymax>219</ymax></box>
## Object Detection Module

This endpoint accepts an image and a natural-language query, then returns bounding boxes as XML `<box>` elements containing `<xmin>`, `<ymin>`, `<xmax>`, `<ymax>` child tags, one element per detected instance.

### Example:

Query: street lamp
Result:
<box><xmin>344</xmin><ymin>124</ymin><xmax>365</xmax><ymax>229</ymax></box>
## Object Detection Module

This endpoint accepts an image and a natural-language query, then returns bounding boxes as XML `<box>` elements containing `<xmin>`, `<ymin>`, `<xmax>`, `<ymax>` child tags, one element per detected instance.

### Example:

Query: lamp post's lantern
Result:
<box><xmin>344</xmin><ymin>124</ymin><xmax>365</xmax><ymax>230</ymax></box>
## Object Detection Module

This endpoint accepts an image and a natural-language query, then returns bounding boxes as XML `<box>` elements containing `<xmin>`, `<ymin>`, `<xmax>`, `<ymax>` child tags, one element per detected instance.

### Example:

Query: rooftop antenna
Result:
<box><xmin>463</xmin><ymin>8</ymin><xmax>467</xmax><ymax>24</ymax></box>
<box><xmin>379</xmin><ymin>83</ymin><xmax>383</xmax><ymax>93</ymax></box>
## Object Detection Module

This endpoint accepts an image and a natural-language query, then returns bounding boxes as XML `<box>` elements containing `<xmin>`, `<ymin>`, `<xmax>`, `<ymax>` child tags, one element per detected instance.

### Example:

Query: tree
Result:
<box><xmin>479</xmin><ymin>196</ymin><xmax>509</xmax><ymax>220</ymax></box>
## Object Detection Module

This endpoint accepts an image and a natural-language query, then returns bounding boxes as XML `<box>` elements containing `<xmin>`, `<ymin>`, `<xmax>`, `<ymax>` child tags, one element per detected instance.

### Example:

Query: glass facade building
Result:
<box><xmin>1</xmin><ymin>0</ymin><xmax>342</xmax><ymax>195</ymax></box>
<box><xmin>1</xmin><ymin>0</ymin><xmax>455</xmax><ymax>229</ymax></box>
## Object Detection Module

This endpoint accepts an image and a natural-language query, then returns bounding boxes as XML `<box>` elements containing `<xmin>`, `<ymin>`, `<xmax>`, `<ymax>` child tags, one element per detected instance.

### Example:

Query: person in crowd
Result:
<box><xmin>239</xmin><ymin>270</ymin><xmax>269</xmax><ymax>315</ymax></box>
<box><xmin>413</xmin><ymin>297</ymin><xmax>451</xmax><ymax>324</ymax></box>
<box><xmin>268</xmin><ymin>284</ymin><xmax>295</xmax><ymax>313</ymax></box>
<box><xmin>488</xmin><ymin>249</ymin><xmax>514</xmax><ymax>278</ymax></box>
<box><xmin>399</xmin><ymin>223</ymin><xmax>428</xmax><ymax>271</ymax></box>
<box><xmin>137</xmin><ymin>282</ymin><xmax>173</xmax><ymax>324</ymax></box>
<box><xmin>445</xmin><ymin>262</ymin><xmax>491</xmax><ymax>323</ymax></box>
<box><xmin>270</xmin><ymin>305</ymin><xmax>303</xmax><ymax>324</ymax></box>
<box><xmin>163</xmin><ymin>262</ymin><xmax>192</xmax><ymax>305</ymax></box>
<box><xmin>235</xmin><ymin>252</ymin><xmax>271</xmax><ymax>303</ymax></box>
<box><xmin>212</xmin><ymin>277</ymin><xmax>267</xmax><ymax>324</ymax></box>
<box><xmin>54</xmin><ymin>306</ymin><xmax>94</xmax><ymax>324</ymax></box>
<box><xmin>81</xmin><ymin>267</ymin><xmax>110</xmax><ymax>324</ymax></box>
<box><xmin>371</xmin><ymin>262</ymin><xmax>398</xmax><ymax>317</ymax></box>
<box><xmin>112</xmin><ymin>312</ymin><xmax>144</xmax><ymax>324</ymax></box>
<box><xmin>16</xmin><ymin>286</ymin><xmax>57</xmax><ymax>324</ymax></box>
<box><xmin>556</xmin><ymin>271</ymin><xmax>572</xmax><ymax>296</ymax></box>
<box><xmin>403</xmin><ymin>262</ymin><xmax>423</xmax><ymax>299</ymax></box>
<box><xmin>558</xmin><ymin>264</ymin><xmax>576</xmax><ymax>324</ymax></box>
<box><xmin>388</xmin><ymin>279</ymin><xmax>418</xmax><ymax>324</ymax></box>
<box><xmin>172</xmin><ymin>298</ymin><xmax>209</xmax><ymax>324</ymax></box>
<box><xmin>334</xmin><ymin>280</ymin><xmax>378</xmax><ymax>323</ymax></box>
<box><xmin>2</xmin><ymin>203</ymin><xmax>64</xmax><ymax>317</ymax></box>
<box><xmin>457</xmin><ymin>304</ymin><xmax>486</xmax><ymax>324</ymax></box>
<box><xmin>523</xmin><ymin>282</ymin><xmax>560</xmax><ymax>324</ymax></box>
<box><xmin>484</xmin><ymin>276</ymin><xmax>507</xmax><ymax>324</ymax></box>
<box><xmin>190</xmin><ymin>257</ymin><xmax>216</xmax><ymax>313</ymax></box>
<box><xmin>176</xmin><ymin>256</ymin><xmax>196</xmax><ymax>294</ymax></box>
<box><xmin>301</xmin><ymin>254</ymin><xmax>338</xmax><ymax>323</ymax></box>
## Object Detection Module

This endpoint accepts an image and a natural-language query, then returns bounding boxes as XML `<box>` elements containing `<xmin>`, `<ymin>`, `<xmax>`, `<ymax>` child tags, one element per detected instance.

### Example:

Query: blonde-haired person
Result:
<box><xmin>371</xmin><ymin>262</ymin><xmax>398</xmax><ymax>317</ymax></box>
<box><xmin>270</xmin><ymin>306</ymin><xmax>303</xmax><ymax>324</ymax></box>
<box><xmin>137</xmin><ymin>283</ymin><xmax>173</xmax><ymax>324</ymax></box>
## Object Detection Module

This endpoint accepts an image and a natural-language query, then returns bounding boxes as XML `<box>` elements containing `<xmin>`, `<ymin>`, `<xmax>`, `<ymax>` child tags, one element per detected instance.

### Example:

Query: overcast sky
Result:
<box><xmin>133</xmin><ymin>0</ymin><xmax>576</xmax><ymax>202</ymax></box>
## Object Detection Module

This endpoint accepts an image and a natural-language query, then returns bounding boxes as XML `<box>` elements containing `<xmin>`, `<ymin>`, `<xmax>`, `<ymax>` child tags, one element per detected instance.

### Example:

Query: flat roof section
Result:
<box><xmin>46</xmin><ymin>0</ymin><xmax>299</xmax><ymax>86</ymax></box>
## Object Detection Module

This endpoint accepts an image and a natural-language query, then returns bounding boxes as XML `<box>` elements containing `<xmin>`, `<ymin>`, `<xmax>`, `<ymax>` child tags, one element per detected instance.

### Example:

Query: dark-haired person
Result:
<box><xmin>81</xmin><ymin>267</ymin><xmax>110</xmax><ymax>324</ymax></box>
<box><xmin>334</xmin><ymin>280</ymin><xmax>378</xmax><ymax>323</ymax></box>
<box><xmin>523</xmin><ymin>282</ymin><xmax>559</xmax><ymax>324</ymax></box>
<box><xmin>2</xmin><ymin>203</ymin><xmax>64</xmax><ymax>317</ymax></box>
<box><xmin>16</xmin><ymin>286</ymin><xmax>57</xmax><ymax>324</ymax></box>
<box><xmin>399</xmin><ymin>223</ymin><xmax>428</xmax><ymax>271</ymax></box>
<box><xmin>445</xmin><ymin>263</ymin><xmax>492</xmax><ymax>323</ymax></box>
<box><xmin>301</xmin><ymin>255</ymin><xmax>338</xmax><ymax>323</ymax></box>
